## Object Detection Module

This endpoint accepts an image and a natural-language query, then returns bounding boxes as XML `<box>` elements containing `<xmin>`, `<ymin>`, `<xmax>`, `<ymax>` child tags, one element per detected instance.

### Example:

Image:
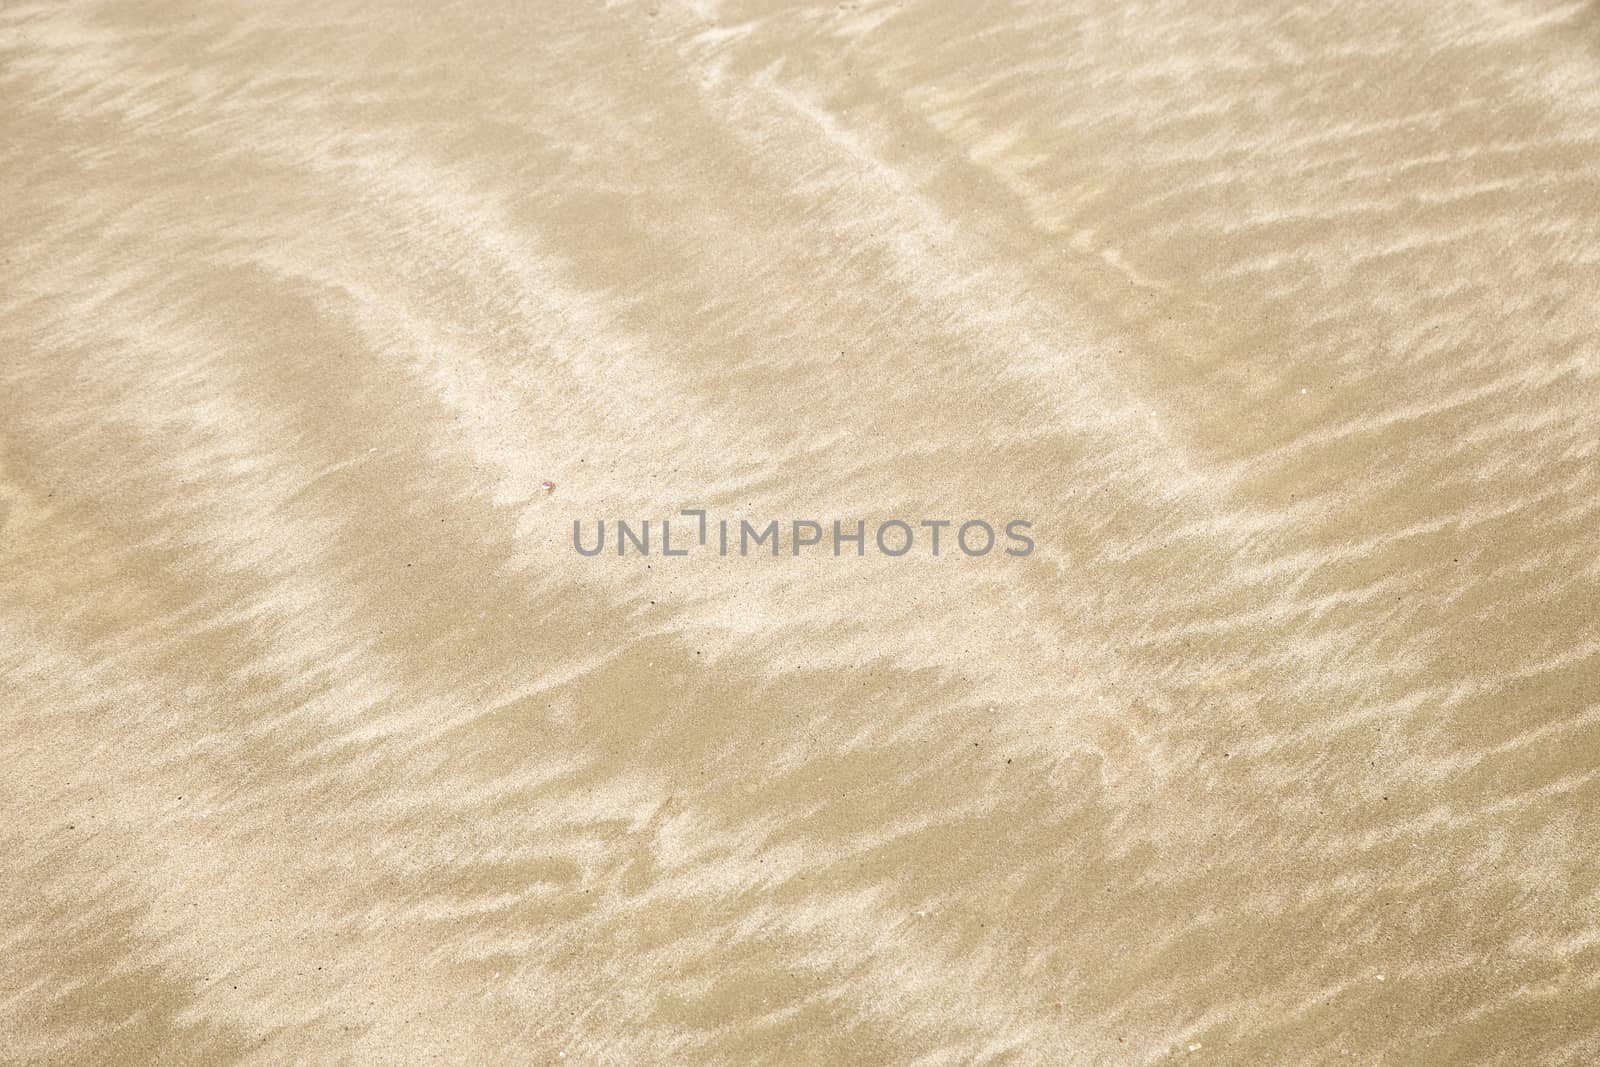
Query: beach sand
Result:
<box><xmin>2</xmin><ymin>1</ymin><xmax>1598</xmax><ymax>1062</ymax></box>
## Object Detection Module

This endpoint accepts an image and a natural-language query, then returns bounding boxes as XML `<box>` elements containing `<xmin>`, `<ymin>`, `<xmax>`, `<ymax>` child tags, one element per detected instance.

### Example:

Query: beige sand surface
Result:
<box><xmin>3</xmin><ymin>1</ymin><xmax>1599</xmax><ymax>1062</ymax></box>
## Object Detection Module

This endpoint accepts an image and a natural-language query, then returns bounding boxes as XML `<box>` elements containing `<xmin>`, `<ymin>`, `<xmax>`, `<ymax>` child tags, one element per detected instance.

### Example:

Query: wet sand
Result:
<box><xmin>2</xmin><ymin>1</ymin><xmax>1599</xmax><ymax>1062</ymax></box>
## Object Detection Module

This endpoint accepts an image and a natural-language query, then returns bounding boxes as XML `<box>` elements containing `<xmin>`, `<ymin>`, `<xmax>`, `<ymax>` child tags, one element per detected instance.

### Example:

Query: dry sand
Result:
<box><xmin>2</xmin><ymin>0</ymin><xmax>1599</xmax><ymax>1063</ymax></box>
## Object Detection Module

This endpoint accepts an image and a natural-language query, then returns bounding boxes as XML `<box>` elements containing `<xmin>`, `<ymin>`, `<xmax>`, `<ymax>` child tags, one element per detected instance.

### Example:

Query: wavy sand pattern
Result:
<box><xmin>3</xmin><ymin>1</ymin><xmax>1599</xmax><ymax>1063</ymax></box>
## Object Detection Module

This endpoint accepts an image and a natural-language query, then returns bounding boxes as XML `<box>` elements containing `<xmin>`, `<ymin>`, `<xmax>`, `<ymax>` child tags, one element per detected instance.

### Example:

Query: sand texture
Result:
<box><xmin>3</xmin><ymin>1</ymin><xmax>1599</xmax><ymax>1063</ymax></box>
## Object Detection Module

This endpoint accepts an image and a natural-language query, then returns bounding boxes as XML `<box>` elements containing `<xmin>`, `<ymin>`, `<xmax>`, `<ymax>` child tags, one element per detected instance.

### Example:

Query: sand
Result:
<box><xmin>2</xmin><ymin>0</ymin><xmax>1598</xmax><ymax>1063</ymax></box>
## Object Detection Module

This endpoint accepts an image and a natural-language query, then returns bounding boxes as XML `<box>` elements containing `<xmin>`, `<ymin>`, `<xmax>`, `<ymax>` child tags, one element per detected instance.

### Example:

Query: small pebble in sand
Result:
<box><xmin>541</xmin><ymin>480</ymin><xmax>556</xmax><ymax>492</ymax></box>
